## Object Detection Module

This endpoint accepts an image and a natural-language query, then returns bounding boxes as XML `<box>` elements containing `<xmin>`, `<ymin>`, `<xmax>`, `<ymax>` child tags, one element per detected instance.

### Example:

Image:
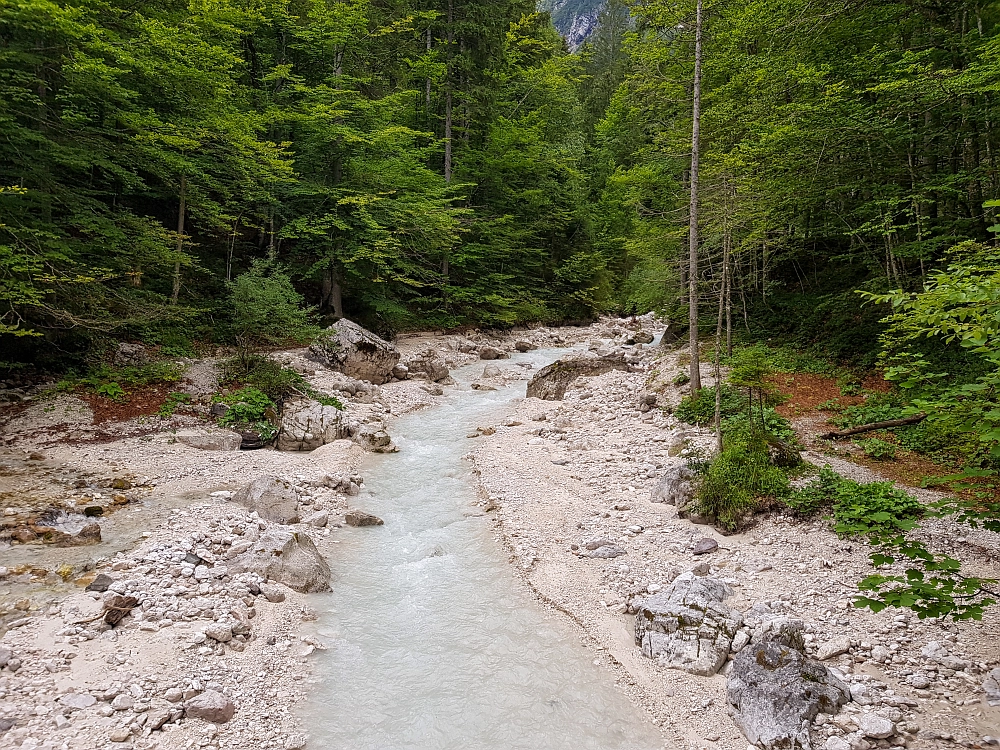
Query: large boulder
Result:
<box><xmin>276</xmin><ymin>398</ymin><xmax>347</xmax><ymax>452</ymax></box>
<box><xmin>526</xmin><ymin>354</ymin><xmax>629</xmax><ymax>401</ymax></box>
<box><xmin>403</xmin><ymin>351</ymin><xmax>451</xmax><ymax>382</ymax></box>
<box><xmin>232</xmin><ymin>476</ymin><xmax>299</xmax><ymax>524</ymax></box>
<box><xmin>184</xmin><ymin>690</ymin><xmax>236</xmax><ymax>724</ymax></box>
<box><xmin>309</xmin><ymin>319</ymin><xmax>400</xmax><ymax>384</ymax></box>
<box><xmin>231</xmin><ymin>528</ymin><xmax>331</xmax><ymax>593</ymax></box>
<box><xmin>727</xmin><ymin>615</ymin><xmax>849</xmax><ymax>750</ymax></box>
<box><xmin>650</xmin><ymin>460</ymin><xmax>696</xmax><ymax>506</ymax></box>
<box><xmin>174</xmin><ymin>428</ymin><xmax>242</xmax><ymax>452</ymax></box>
<box><xmin>354</xmin><ymin>422</ymin><xmax>397</xmax><ymax>453</ymax></box>
<box><xmin>634</xmin><ymin>574</ymin><xmax>742</xmax><ymax>676</ymax></box>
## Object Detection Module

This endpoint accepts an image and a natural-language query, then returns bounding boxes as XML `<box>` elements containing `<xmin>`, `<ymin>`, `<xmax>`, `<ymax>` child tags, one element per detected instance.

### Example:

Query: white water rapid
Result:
<box><xmin>303</xmin><ymin>348</ymin><xmax>665</xmax><ymax>749</ymax></box>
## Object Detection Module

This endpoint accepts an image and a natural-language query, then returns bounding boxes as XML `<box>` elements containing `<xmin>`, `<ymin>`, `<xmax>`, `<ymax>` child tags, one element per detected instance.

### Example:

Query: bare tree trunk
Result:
<box><xmin>444</xmin><ymin>0</ymin><xmax>454</xmax><ymax>184</ymax></box>
<box><xmin>425</xmin><ymin>28</ymin><xmax>432</xmax><ymax>110</ymax></box>
<box><xmin>687</xmin><ymin>0</ymin><xmax>703</xmax><ymax>391</ymax></box>
<box><xmin>170</xmin><ymin>176</ymin><xmax>186</xmax><ymax>305</ymax></box>
<box><xmin>713</xmin><ymin>260</ymin><xmax>725</xmax><ymax>454</ymax></box>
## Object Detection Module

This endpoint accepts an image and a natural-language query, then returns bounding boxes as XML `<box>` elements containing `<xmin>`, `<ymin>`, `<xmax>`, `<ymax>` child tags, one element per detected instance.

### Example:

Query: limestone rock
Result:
<box><xmin>86</xmin><ymin>573</ymin><xmax>114</xmax><ymax>593</ymax></box>
<box><xmin>526</xmin><ymin>354</ymin><xmax>629</xmax><ymax>401</ymax></box>
<box><xmin>983</xmin><ymin>667</ymin><xmax>1000</xmax><ymax>706</ymax></box>
<box><xmin>650</xmin><ymin>460</ymin><xmax>696</xmax><ymax>506</ymax></box>
<box><xmin>260</xmin><ymin>583</ymin><xmax>287</xmax><ymax>603</ymax></box>
<box><xmin>174</xmin><ymin>429</ymin><xmax>242</xmax><ymax>452</ymax></box>
<box><xmin>857</xmin><ymin>713</ymin><xmax>895</xmax><ymax>739</ymax></box>
<box><xmin>231</xmin><ymin>529</ymin><xmax>331</xmax><ymax>593</ymax></box>
<box><xmin>345</xmin><ymin>510</ymin><xmax>384</xmax><ymax>527</ymax></box>
<box><xmin>184</xmin><ymin>689</ymin><xmax>235</xmax><ymax>724</ymax></box>
<box><xmin>303</xmin><ymin>510</ymin><xmax>329</xmax><ymax>528</ymax></box>
<box><xmin>354</xmin><ymin>422</ymin><xmax>397</xmax><ymax>453</ymax></box>
<box><xmin>514</xmin><ymin>341</ymin><xmax>536</xmax><ymax>352</ymax></box>
<box><xmin>693</xmin><ymin>537</ymin><xmax>719</xmax><ymax>555</ymax></box>
<box><xmin>817</xmin><ymin>637</ymin><xmax>852</xmax><ymax>661</ymax></box>
<box><xmin>277</xmin><ymin>399</ymin><xmax>347</xmax><ymax>452</ymax></box>
<box><xmin>727</xmin><ymin>622</ymin><xmax>849</xmax><ymax>750</ymax></box>
<box><xmin>232</xmin><ymin>476</ymin><xmax>299</xmax><ymax>525</ymax></box>
<box><xmin>404</xmin><ymin>352</ymin><xmax>451</xmax><ymax>382</ymax></box>
<box><xmin>479</xmin><ymin>346</ymin><xmax>507</xmax><ymax>360</ymax></box>
<box><xmin>309</xmin><ymin>319</ymin><xmax>400</xmax><ymax>384</ymax></box>
<box><xmin>635</xmin><ymin>574</ymin><xmax>743</xmax><ymax>676</ymax></box>
<box><xmin>147</xmin><ymin>707</ymin><xmax>172</xmax><ymax>731</ymax></box>
<box><xmin>58</xmin><ymin>693</ymin><xmax>97</xmax><ymax>711</ymax></box>
<box><xmin>632</xmin><ymin>330</ymin><xmax>655</xmax><ymax>344</ymax></box>
<box><xmin>921</xmin><ymin>640</ymin><xmax>972</xmax><ymax>671</ymax></box>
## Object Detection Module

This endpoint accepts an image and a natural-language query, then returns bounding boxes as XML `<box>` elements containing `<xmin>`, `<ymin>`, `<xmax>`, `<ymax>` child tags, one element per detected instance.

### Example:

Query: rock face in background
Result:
<box><xmin>309</xmin><ymin>319</ymin><xmax>400</xmax><ymax>384</ymax></box>
<box><xmin>276</xmin><ymin>398</ymin><xmax>347</xmax><ymax>451</ymax></box>
<box><xmin>727</xmin><ymin>615</ymin><xmax>849</xmax><ymax>750</ymax></box>
<box><xmin>231</xmin><ymin>529</ymin><xmax>331</xmax><ymax>593</ymax></box>
<box><xmin>634</xmin><ymin>574</ymin><xmax>742</xmax><ymax>676</ymax></box>
<box><xmin>232</xmin><ymin>476</ymin><xmax>300</xmax><ymax>524</ymax></box>
<box><xmin>526</xmin><ymin>354</ymin><xmax>628</xmax><ymax>401</ymax></box>
<box><xmin>539</xmin><ymin>0</ymin><xmax>603</xmax><ymax>51</ymax></box>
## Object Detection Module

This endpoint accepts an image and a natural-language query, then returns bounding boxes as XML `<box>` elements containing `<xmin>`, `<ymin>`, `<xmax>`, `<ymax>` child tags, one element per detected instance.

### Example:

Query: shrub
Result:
<box><xmin>833</xmin><ymin>481</ymin><xmax>923</xmax><ymax>539</ymax></box>
<box><xmin>785</xmin><ymin>466</ymin><xmax>844</xmax><ymax>515</ymax></box>
<box><xmin>694</xmin><ymin>430</ymin><xmax>790</xmax><ymax>531</ymax></box>
<box><xmin>95</xmin><ymin>382</ymin><xmax>126</xmax><ymax>402</ymax></box>
<box><xmin>216</xmin><ymin>387</ymin><xmax>279</xmax><ymax>440</ymax></box>
<box><xmin>855</xmin><ymin>438</ymin><xmax>897</xmax><ymax>461</ymax></box>
<box><xmin>230</xmin><ymin>259</ymin><xmax>318</xmax><ymax>348</ymax></box>
<box><xmin>220</xmin><ymin>354</ymin><xmax>342</xmax><ymax>408</ymax></box>
<box><xmin>675</xmin><ymin>385</ymin><xmax>747</xmax><ymax>426</ymax></box>
<box><xmin>158</xmin><ymin>392</ymin><xmax>192</xmax><ymax>417</ymax></box>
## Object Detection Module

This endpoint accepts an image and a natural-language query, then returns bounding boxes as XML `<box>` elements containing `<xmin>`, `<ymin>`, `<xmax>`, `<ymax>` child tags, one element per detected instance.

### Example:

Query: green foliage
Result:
<box><xmin>216</xmin><ymin>387</ymin><xmax>278</xmax><ymax>441</ymax></box>
<box><xmin>784</xmin><ymin>467</ymin><xmax>843</xmax><ymax>516</ymax></box>
<box><xmin>220</xmin><ymin>354</ymin><xmax>341</xmax><ymax>409</ymax></box>
<box><xmin>693</xmin><ymin>430</ymin><xmax>790</xmax><ymax>532</ymax></box>
<box><xmin>158</xmin><ymin>392</ymin><xmax>192</xmax><ymax>417</ymax></box>
<box><xmin>95</xmin><ymin>382</ymin><xmax>126</xmax><ymax>403</ymax></box>
<box><xmin>834</xmin><ymin>393</ymin><xmax>906</xmax><ymax>430</ymax></box>
<box><xmin>675</xmin><ymin>385</ymin><xmax>747</xmax><ymax>426</ymax></box>
<box><xmin>230</xmin><ymin>260</ymin><xmax>317</xmax><ymax>348</ymax></box>
<box><xmin>855</xmin><ymin>438</ymin><xmax>897</xmax><ymax>462</ymax></box>
<box><xmin>68</xmin><ymin>360</ymin><xmax>184</xmax><ymax>402</ymax></box>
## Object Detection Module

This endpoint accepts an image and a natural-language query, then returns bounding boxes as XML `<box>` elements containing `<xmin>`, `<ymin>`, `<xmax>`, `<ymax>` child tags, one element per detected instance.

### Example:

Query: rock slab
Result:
<box><xmin>634</xmin><ymin>575</ymin><xmax>742</xmax><ymax>676</ymax></box>
<box><xmin>277</xmin><ymin>398</ymin><xmax>347</xmax><ymax>452</ymax></box>
<box><xmin>231</xmin><ymin>529</ymin><xmax>331</xmax><ymax>593</ymax></box>
<box><xmin>232</xmin><ymin>476</ymin><xmax>299</xmax><ymax>524</ymax></box>
<box><xmin>526</xmin><ymin>354</ymin><xmax>629</xmax><ymax>401</ymax></box>
<box><xmin>175</xmin><ymin>429</ymin><xmax>242</xmax><ymax>452</ymax></box>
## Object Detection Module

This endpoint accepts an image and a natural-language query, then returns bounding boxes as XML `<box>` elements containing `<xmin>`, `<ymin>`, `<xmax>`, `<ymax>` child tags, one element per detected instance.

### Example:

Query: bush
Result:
<box><xmin>694</xmin><ymin>430</ymin><xmax>790</xmax><ymax>531</ymax></box>
<box><xmin>230</xmin><ymin>259</ymin><xmax>318</xmax><ymax>348</ymax></box>
<box><xmin>216</xmin><ymin>387</ymin><xmax>279</xmax><ymax>440</ymax></box>
<box><xmin>785</xmin><ymin>466</ymin><xmax>843</xmax><ymax>515</ymax></box>
<box><xmin>220</xmin><ymin>353</ymin><xmax>342</xmax><ymax>408</ymax></box>
<box><xmin>158</xmin><ymin>392</ymin><xmax>192</xmax><ymax>417</ymax></box>
<box><xmin>855</xmin><ymin>438</ymin><xmax>897</xmax><ymax>461</ymax></box>
<box><xmin>833</xmin><ymin>481</ymin><xmax>923</xmax><ymax>539</ymax></box>
<box><xmin>676</xmin><ymin>385</ymin><xmax>747</xmax><ymax>426</ymax></box>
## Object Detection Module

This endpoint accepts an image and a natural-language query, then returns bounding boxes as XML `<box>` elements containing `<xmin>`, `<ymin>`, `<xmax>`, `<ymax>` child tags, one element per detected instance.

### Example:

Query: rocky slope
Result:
<box><xmin>539</xmin><ymin>0</ymin><xmax>603</xmax><ymax>50</ymax></box>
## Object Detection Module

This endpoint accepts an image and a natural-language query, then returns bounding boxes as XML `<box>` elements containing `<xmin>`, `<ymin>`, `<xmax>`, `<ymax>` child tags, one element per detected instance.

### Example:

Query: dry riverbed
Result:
<box><xmin>0</xmin><ymin>317</ymin><xmax>997</xmax><ymax>750</ymax></box>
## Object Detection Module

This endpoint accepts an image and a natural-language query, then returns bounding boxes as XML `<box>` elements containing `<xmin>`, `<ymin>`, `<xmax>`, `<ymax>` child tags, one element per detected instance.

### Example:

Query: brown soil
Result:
<box><xmin>768</xmin><ymin>373</ymin><xmax>864</xmax><ymax>419</ymax></box>
<box><xmin>78</xmin><ymin>385</ymin><xmax>175</xmax><ymax>423</ymax></box>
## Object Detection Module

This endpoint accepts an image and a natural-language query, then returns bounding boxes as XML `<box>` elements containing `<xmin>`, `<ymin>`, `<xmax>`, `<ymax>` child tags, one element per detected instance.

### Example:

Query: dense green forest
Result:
<box><xmin>2</xmin><ymin>0</ymin><xmax>999</xmax><ymax>369</ymax></box>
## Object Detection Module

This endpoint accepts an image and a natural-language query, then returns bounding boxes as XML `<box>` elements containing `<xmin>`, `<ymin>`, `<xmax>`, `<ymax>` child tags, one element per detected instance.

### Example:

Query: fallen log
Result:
<box><xmin>820</xmin><ymin>413</ymin><xmax>927</xmax><ymax>441</ymax></box>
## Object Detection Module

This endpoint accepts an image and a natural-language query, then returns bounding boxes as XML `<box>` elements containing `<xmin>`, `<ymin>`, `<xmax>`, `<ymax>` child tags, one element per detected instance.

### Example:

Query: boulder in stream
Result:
<box><xmin>345</xmin><ymin>510</ymin><xmax>384</xmax><ymax>527</ymax></box>
<box><xmin>276</xmin><ymin>398</ymin><xmax>347</xmax><ymax>452</ymax></box>
<box><xmin>309</xmin><ymin>319</ymin><xmax>400</xmax><ymax>384</ymax></box>
<box><xmin>231</xmin><ymin>529</ymin><xmax>331</xmax><ymax>593</ymax></box>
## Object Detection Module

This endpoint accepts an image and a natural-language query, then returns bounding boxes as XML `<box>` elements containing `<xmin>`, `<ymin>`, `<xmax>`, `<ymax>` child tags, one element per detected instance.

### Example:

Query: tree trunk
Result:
<box><xmin>820</xmin><ymin>414</ymin><xmax>927</xmax><ymax>441</ymax></box>
<box><xmin>687</xmin><ymin>0</ymin><xmax>703</xmax><ymax>392</ymax></box>
<box><xmin>170</xmin><ymin>176</ymin><xmax>186</xmax><ymax>305</ymax></box>
<box><xmin>444</xmin><ymin>0</ymin><xmax>454</xmax><ymax>184</ymax></box>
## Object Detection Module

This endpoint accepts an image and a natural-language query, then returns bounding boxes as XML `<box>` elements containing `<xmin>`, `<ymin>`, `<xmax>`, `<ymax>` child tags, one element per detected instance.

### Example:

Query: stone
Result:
<box><xmin>276</xmin><ymin>399</ymin><xmax>347</xmax><ymax>452</ymax></box>
<box><xmin>482</xmin><ymin>364</ymin><xmax>502</xmax><ymax>378</ymax></box>
<box><xmin>526</xmin><ymin>354</ymin><xmax>628</xmax><ymax>401</ymax></box>
<box><xmin>204</xmin><ymin>624</ymin><xmax>233</xmax><ymax>643</ymax></box>
<box><xmin>147</xmin><ymin>707</ymin><xmax>172</xmax><ymax>731</ymax></box>
<box><xmin>164</xmin><ymin>688</ymin><xmax>184</xmax><ymax>703</ymax></box>
<box><xmin>232</xmin><ymin>529</ymin><xmax>331</xmax><ymax>593</ymax></box>
<box><xmin>284</xmin><ymin>735</ymin><xmax>308</xmax><ymax>750</ymax></box>
<box><xmin>514</xmin><ymin>341</ymin><xmax>536</xmax><ymax>352</ymax></box>
<box><xmin>633</xmin><ymin>330</ymin><xmax>655</xmax><ymax>344</ymax></box>
<box><xmin>405</xmin><ymin>353</ymin><xmax>450</xmax><ymax>382</ymax></box>
<box><xmin>113</xmin><ymin>342</ymin><xmax>148</xmax><ymax>367</ymax></box>
<box><xmin>58</xmin><ymin>693</ymin><xmax>97</xmax><ymax>711</ymax></box>
<box><xmin>817</xmin><ymin>637</ymin><xmax>852</xmax><ymax>661</ymax></box>
<box><xmin>103</xmin><ymin>593</ymin><xmax>138</xmax><ymax>626</ymax></box>
<box><xmin>635</xmin><ymin>575</ymin><xmax>743</xmax><ymax>676</ymax></box>
<box><xmin>479</xmin><ymin>346</ymin><xmax>506</xmax><ymax>360</ymax></box>
<box><xmin>391</xmin><ymin>364</ymin><xmax>409</xmax><ymax>380</ymax></box>
<box><xmin>303</xmin><ymin>510</ymin><xmax>329</xmax><ymax>528</ymax></box>
<box><xmin>174</xmin><ymin>429</ymin><xmax>243</xmax><ymax>452</ymax></box>
<box><xmin>983</xmin><ymin>667</ymin><xmax>1000</xmax><ymax>706</ymax></box>
<box><xmin>309</xmin><ymin>319</ymin><xmax>400</xmax><ymax>384</ymax></box>
<box><xmin>0</xmin><ymin>648</ymin><xmax>11</xmax><ymax>668</ymax></box>
<box><xmin>260</xmin><ymin>583</ymin><xmax>287</xmax><ymax>603</ymax></box>
<box><xmin>825</xmin><ymin>738</ymin><xmax>852</xmax><ymax>750</ymax></box>
<box><xmin>857</xmin><ymin>713</ymin><xmax>895</xmax><ymax>740</ymax></box>
<box><xmin>86</xmin><ymin>573</ymin><xmax>115</xmax><ymax>593</ymax></box>
<box><xmin>184</xmin><ymin>689</ymin><xmax>235</xmax><ymax>724</ymax></box>
<box><xmin>232</xmin><ymin>476</ymin><xmax>300</xmax><ymax>525</ymax></box>
<box><xmin>354</xmin><ymin>423</ymin><xmax>397</xmax><ymax>453</ymax></box>
<box><xmin>693</xmin><ymin>538</ymin><xmax>719</xmax><ymax>555</ymax></box>
<box><xmin>649</xmin><ymin>460</ymin><xmax>696</xmax><ymax>506</ymax></box>
<box><xmin>907</xmin><ymin>673</ymin><xmax>930</xmax><ymax>690</ymax></box>
<box><xmin>586</xmin><ymin>545</ymin><xmax>626</xmax><ymax>559</ymax></box>
<box><xmin>345</xmin><ymin>510</ymin><xmax>384</xmax><ymax>527</ymax></box>
<box><xmin>109</xmin><ymin>727</ymin><xmax>132</xmax><ymax>742</ymax></box>
<box><xmin>921</xmin><ymin>640</ymin><xmax>971</xmax><ymax>671</ymax></box>
<box><xmin>727</xmin><ymin>625</ymin><xmax>849</xmax><ymax>750</ymax></box>
<box><xmin>111</xmin><ymin>694</ymin><xmax>134</xmax><ymax>711</ymax></box>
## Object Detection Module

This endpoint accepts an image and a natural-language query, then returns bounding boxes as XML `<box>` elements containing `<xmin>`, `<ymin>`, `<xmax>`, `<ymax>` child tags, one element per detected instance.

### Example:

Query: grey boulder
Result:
<box><xmin>231</xmin><ymin>529</ymin><xmax>331</xmax><ymax>593</ymax></box>
<box><xmin>634</xmin><ymin>574</ymin><xmax>742</xmax><ymax>676</ymax></box>
<box><xmin>526</xmin><ymin>354</ymin><xmax>629</xmax><ymax>401</ymax></box>
<box><xmin>984</xmin><ymin>667</ymin><xmax>1000</xmax><ymax>706</ymax></box>
<box><xmin>232</xmin><ymin>476</ymin><xmax>300</xmax><ymax>524</ymax></box>
<box><xmin>354</xmin><ymin>422</ymin><xmax>397</xmax><ymax>453</ymax></box>
<box><xmin>345</xmin><ymin>510</ymin><xmax>384</xmax><ymax>527</ymax></box>
<box><xmin>727</xmin><ymin>616</ymin><xmax>848</xmax><ymax>750</ymax></box>
<box><xmin>277</xmin><ymin>398</ymin><xmax>347</xmax><ymax>452</ymax></box>
<box><xmin>650</xmin><ymin>460</ymin><xmax>696</xmax><ymax>506</ymax></box>
<box><xmin>184</xmin><ymin>689</ymin><xmax>236</xmax><ymax>724</ymax></box>
<box><xmin>309</xmin><ymin>319</ymin><xmax>400</xmax><ymax>384</ymax></box>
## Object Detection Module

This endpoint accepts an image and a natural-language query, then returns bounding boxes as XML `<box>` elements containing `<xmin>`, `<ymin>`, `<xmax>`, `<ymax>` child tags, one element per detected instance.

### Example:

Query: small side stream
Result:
<box><xmin>303</xmin><ymin>349</ymin><xmax>664</xmax><ymax>749</ymax></box>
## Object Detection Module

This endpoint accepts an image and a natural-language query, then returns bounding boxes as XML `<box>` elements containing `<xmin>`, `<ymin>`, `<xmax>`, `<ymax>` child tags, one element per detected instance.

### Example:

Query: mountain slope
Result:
<box><xmin>539</xmin><ymin>0</ymin><xmax>603</xmax><ymax>51</ymax></box>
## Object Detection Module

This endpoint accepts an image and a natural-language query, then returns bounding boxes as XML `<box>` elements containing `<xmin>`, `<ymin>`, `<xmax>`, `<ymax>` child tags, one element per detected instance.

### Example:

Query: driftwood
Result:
<box><xmin>820</xmin><ymin>413</ymin><xmax>927</xmax><ymax>441</ymax></box>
